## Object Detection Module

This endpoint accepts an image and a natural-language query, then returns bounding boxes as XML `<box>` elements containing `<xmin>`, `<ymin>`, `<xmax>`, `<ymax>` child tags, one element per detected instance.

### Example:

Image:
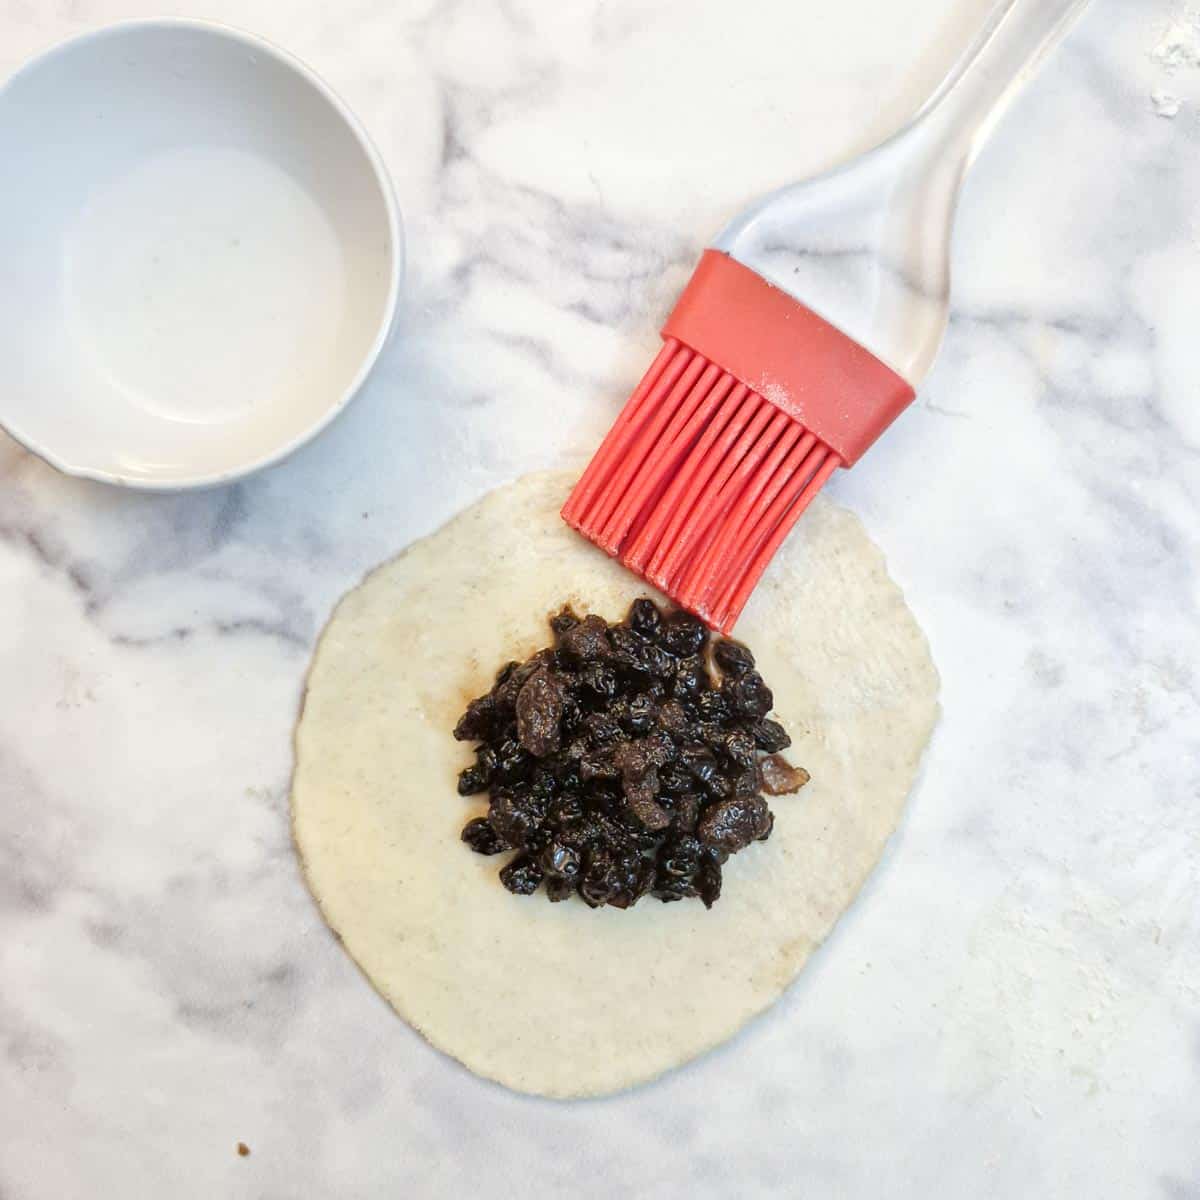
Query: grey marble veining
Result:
<box><xmin>1</xmin><ymin>0</ymin><xmax>1198</xmax><ymax>1196</ymax></box>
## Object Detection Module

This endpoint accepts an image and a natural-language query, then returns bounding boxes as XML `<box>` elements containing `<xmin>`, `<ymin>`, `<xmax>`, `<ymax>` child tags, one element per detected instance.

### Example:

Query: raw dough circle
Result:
<box><xmin>292</xmin><ymin>472</ymin><xmax>938</xmax><ymax>1097</ymax></box>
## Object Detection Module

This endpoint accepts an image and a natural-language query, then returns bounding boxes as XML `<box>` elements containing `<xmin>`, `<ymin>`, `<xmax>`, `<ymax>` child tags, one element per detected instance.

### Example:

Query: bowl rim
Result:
<box><xmin>0</xmin><ymin>16</ymin><xmax>404</xmax><ymax>492</ymax></box>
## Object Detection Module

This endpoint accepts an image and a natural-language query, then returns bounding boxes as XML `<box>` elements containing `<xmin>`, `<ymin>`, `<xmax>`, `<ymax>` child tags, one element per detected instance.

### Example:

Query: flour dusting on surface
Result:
<box><xmin>1148</xmin><ymin>10</ymin><xmax>1199</xmax><ymax>118</ymax></box>
<box><xmin>759</xmin><ymin>379</ymin><xmax>795</xmax><ymax>413</ymax></box>
<box><xmin>1152</xmin><ymin>88</ymin><xmax>1183</xmax><ymax>116</ymax></box>
<box><xmin>1150</xmin><ymin>10</ymin><xmax>1200</xmax><ymax>70</ymax></box>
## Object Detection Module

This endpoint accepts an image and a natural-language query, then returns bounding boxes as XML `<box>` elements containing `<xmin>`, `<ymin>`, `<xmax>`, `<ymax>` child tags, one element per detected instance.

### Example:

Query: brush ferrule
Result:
<box><xmin>662</xmin><ymin>251</ymin><xmax>915</xmax><ymax>467</ymax></box>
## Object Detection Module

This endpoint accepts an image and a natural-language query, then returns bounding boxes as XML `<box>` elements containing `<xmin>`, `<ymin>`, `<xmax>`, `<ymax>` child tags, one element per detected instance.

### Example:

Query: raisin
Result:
<box><xmin>461</xmin><ymin>816</ymin><xmax>507</xmax><ymax>855</ymax></box>
<box><xmin>679</xmin><ymin>743</ymin><xmax>719</xmax><ymax>789</ymax></box>
<box><xmin>705</xmin><ymin>771</ymin><xmax>734</xmax><ymax>799</ymax></box>
<box><xmin>515</xmin><ymin>667</ymin><xmax>564</xmax><ymax>757</ymax></box>
<box><xmin>653</xmin><ymin>870</ymin><xmax>698</xmax><ymax>903</ymax></box>
<box><xmin>457</xmin><ymin>763</ymin><xmax>489</xmax><ymax>796</ymax></box>
<box><xmin>660</xmin><ymin>832</ymin><xmax>702</xmax><ymax>879</ymax></box>
<box><xmin>499</xmin><ymin>854</ymin><xmax>544</xmax><ymax>896</ymax></box>
<box><xmin>545</xmin><ymin>876</ymin><xmax>575</xmax><ymax>902</ymax></box>
<box><xmin>671</xmin><ymin>656</ymin><xmax>705</xmax><ymax>700</ymax></box>
<box><xmin>456</xmin><ymin>744</ymin><xmax>497</xmax><ymax>795</ymax></box>
<box><xmin>579</xmin><ymin>661</ymin><xmax>618</xmax><ymax>704</ymax></box>
<box><xmin>722</xmin><ymin>728</ymin><xmax>757</xmax><ymax>768</ymax></box>
<box><xmin>756</xmin><ymin>810</ymin><xmax>775</xmax><ymax>841</ymax></box>
<box><xmin>660</xmin><ymin>610</ymin><xmax>708</xmax><ymax>657</ymax></box>
<box><xmin>524</xmin><ymin>824</ymin><xmax>553</xmax><ymax>854</ymax></box>
<box><xmin>529</xmin><ymin>767</ymin><xmax>558</xmax><ymax>801</ymax></box>
<box><xmin>550</xmin><ymin>606</ymin><xmax>580</xmax><ymax>637</ymax></box>
<box><xmin>558</xmin><ymin>614</ymin><xmax>610</xmax><ymax>663</ymax></box>
<box><xmin>644</xmin><ymin>728</ymin><xmax>677</xmax><ymax>767</ymax></box>
<box><xmin>659</xmin><ymin>764</ymin><xmax>694</xmax><ymax>795</ymax></box>
<box><xmin>550</xmin><ymin>793</ymin><xmax>584</xmax><ymax>826</ymax></box>
<box><xmin>560</xmin><ymin>693</ymin><xmax>583</xmax><ymax>734</ymax></box>
<box><xmin>584</xmin><ymin>711</ymin><xmax>622</xmax><ymax>746</ymax></box>
<box><xmin>625</xmin><ymin>778</ymin><xmax>670</xmax><ymax>831</ymax></box>
<box><xmin>697</xmin><ymin>690</ymin><xmax>732</xmax><ymax>725</ymax></box>
<box><xmin>453</xmin><ymin>695</ymin><xmax>494</xmax><ymax>742</ymax></box>
<box><xmin>723</xmin><ymin>670</ymin><xmax>774</xmax><ymax>718</ymax></box>
<box><xmin>607</xmin><ymin>624</ymin><xmax>647</xmax><ymax>670</ymax></box>
<box><xmin>671</xmin><ymin>792</ymin><xmax>701</xmax><ymax>832</ymax></box>
<box><xmin>697</xmin><ymin>856</ymin><xmax>723</xmax><ymax>908</ymax></box>
<box><xmin>580</xmin><ymin>752</ymin><xmax>619</xmax><ymax>782</ymax></box>
<box><xmin>487</xmin><ymin>791</ymin><xmax>542</xmax><ymax>848</ymax></box>
<box><xmin>586</xmin><ymin>783</ymin><xmax>623</xmax><ymax>815</ymax></box>
<box><xmin>657</xmin><ymin>699</ymin><xmax>690</xmax><ymax>737</ymax></box>
<box><xmin>760</xmin><ymin>755</ymin><xmax>810</xmax><ymax>795</ymax></box>
<box><xmin>639</xmin><ymin>643</ymin><xmax>676</xmax><ymax>681</ymax></box>
<box><xmin>696</xmin><ymin>796</ymin><xmax>772</xmax><ymax>853</ymax></box>
<box><xmin>493</xmin><ymin>656</ymin><xmax>547</xmax><ymax>713</ymax></box>
<box><xmin>579</xmin><ymin>847</ymin><xmax>618</xmax><ymax>907</ymax></box>
<box><xmin>540</xmin><ymin>841</ymin><xmax>581</xmax><ymax>881</ymax></box>
<box><xmin>553</xmin><ymin>757</ymin><xmax>582</xmax><ymax>792</ymax></box>
<box><xmin>613</xmin><ymin>739</ymin><xmax>651</xmax><ymax>780</ymax></box>
<box><xmin>494</xmin><ymin>739</ymin><xmax>532</xmax><ymax>784</ymax></box>
<box><xmin>749</xmin><ymin>718</ymin><xmax>791</xmax><ymax>753</ymax></box>
<box><xmin>713</xmin><ymin>638</ymin><xmax>755</xmax><ymax>677</ymax></box>
<box><xmin>623</xmin><ymin>693</ymin><xmax>658</xmax><ymax>737</ymax></box>
<box><xmin>627</xmin><ymin>597</ymin><xmax>662</xmax><ymax>640</ymax></box>
<box><xmin>607</xmin><ymin>855</ymin><xmax>655</xmax><ymax>908</ymax></box>
<box><xmin>733</xmin><ymin>766</ymin><xmax>761</xmax><ymax>800</ymax></box>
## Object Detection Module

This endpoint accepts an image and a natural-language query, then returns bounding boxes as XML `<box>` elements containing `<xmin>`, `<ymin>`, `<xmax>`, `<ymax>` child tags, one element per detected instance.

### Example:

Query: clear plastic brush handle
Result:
<box><xmin>713</xmin><ymin>0</ymin><xmax>1094</xmax><ymax>387</ymax></box>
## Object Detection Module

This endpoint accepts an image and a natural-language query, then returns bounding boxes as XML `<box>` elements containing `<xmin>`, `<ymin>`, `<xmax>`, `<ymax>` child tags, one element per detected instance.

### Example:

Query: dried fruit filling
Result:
<box><xmin>453</xmin><ymin>600</ymin><xmax>810</xmax><ymax>909</ymax></box>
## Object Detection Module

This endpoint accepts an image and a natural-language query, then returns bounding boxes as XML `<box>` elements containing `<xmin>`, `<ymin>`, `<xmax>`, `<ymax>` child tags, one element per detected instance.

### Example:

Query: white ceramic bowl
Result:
<box><xmin>0</xmin><ymin>19</ymin><xmax>402</xmax><ymax>489</ymax></box>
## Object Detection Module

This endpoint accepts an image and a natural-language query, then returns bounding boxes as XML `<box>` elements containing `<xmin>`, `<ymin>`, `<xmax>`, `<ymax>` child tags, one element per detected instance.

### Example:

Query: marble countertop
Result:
<box><xmin>2</xmin><ymin>0</ymin><xmax>1198</xmax><ymax>1195</ymax></box>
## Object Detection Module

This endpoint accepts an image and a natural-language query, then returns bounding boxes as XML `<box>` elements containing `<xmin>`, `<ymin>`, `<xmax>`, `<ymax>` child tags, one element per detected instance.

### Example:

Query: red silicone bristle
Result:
<box><xmin>628</xmin><ymin>381</ymin><xmax>748</xmax><ymax>578</ymax></box>
<box><xmin>658</xmin><ymin>395</ymin><xmax>780</xmax><ymax>595</ymax></box>
<box><xmin>620</xmin><ymin>368</ymin><xmax>739</xmax><ymax>554</ymax></box>
<box><xmin>671</xmin><ymin>406</ymin><xmax>793</xmax><ymax>606</ymax></box>
<box><xmin>597</xmin><ymin>357</ymin><xmax>720</xmax><ymax>550</ymax></box>
<box><xmin>561</xmin><ymin>340</ymin><xmax>688</xmax><ymax>542</ymax></box>
<box><xmin>647</xmin><ymin>387</ymin><xmax>761</xmax><ymax>585</ymax></box>
<box><xmin>588</xmin><ymin>353</ymin><xmax>707</xmax><ymax>547</ymax></box>
<box><xmin>562</xmin><ymin>348</ymin><xmax>844</xmax><ymax>633</ymax></box>
<box><xmin>714</xmin><ymin>450</ymin><xmax>839</xmax><ymax>628</ymax></box>
<box><xmin>705</xmin><ymin>431</ymin><xmax>819</xmax><ymax>608</ymax></box>
<box><xmin>673</xmin><ymin>415</ymin><xmax>806</xmax><ymax>611</ymax></box>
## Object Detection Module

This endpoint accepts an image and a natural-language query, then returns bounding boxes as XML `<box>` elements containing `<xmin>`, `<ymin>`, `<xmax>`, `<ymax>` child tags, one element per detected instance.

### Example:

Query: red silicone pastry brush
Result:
<box><xmin>563</xmin><ymin>0</ymin><xmax>1092</xmax><ymax>633</ymax></box>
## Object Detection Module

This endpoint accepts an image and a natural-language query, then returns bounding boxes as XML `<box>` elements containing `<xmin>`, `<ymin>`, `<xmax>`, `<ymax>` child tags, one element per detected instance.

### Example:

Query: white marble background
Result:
<box><xmin>2</xmin><ymin>0</ymin><xmax>1198</xmax><ymax>1195</ymax></box>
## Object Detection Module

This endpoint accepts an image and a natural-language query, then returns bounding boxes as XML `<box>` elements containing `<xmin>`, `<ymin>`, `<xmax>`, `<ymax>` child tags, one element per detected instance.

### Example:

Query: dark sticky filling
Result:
<box><xmin>453</xmin><ymin>599</ymin><xmax>809</xmax><ymax>909</ymax></box>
